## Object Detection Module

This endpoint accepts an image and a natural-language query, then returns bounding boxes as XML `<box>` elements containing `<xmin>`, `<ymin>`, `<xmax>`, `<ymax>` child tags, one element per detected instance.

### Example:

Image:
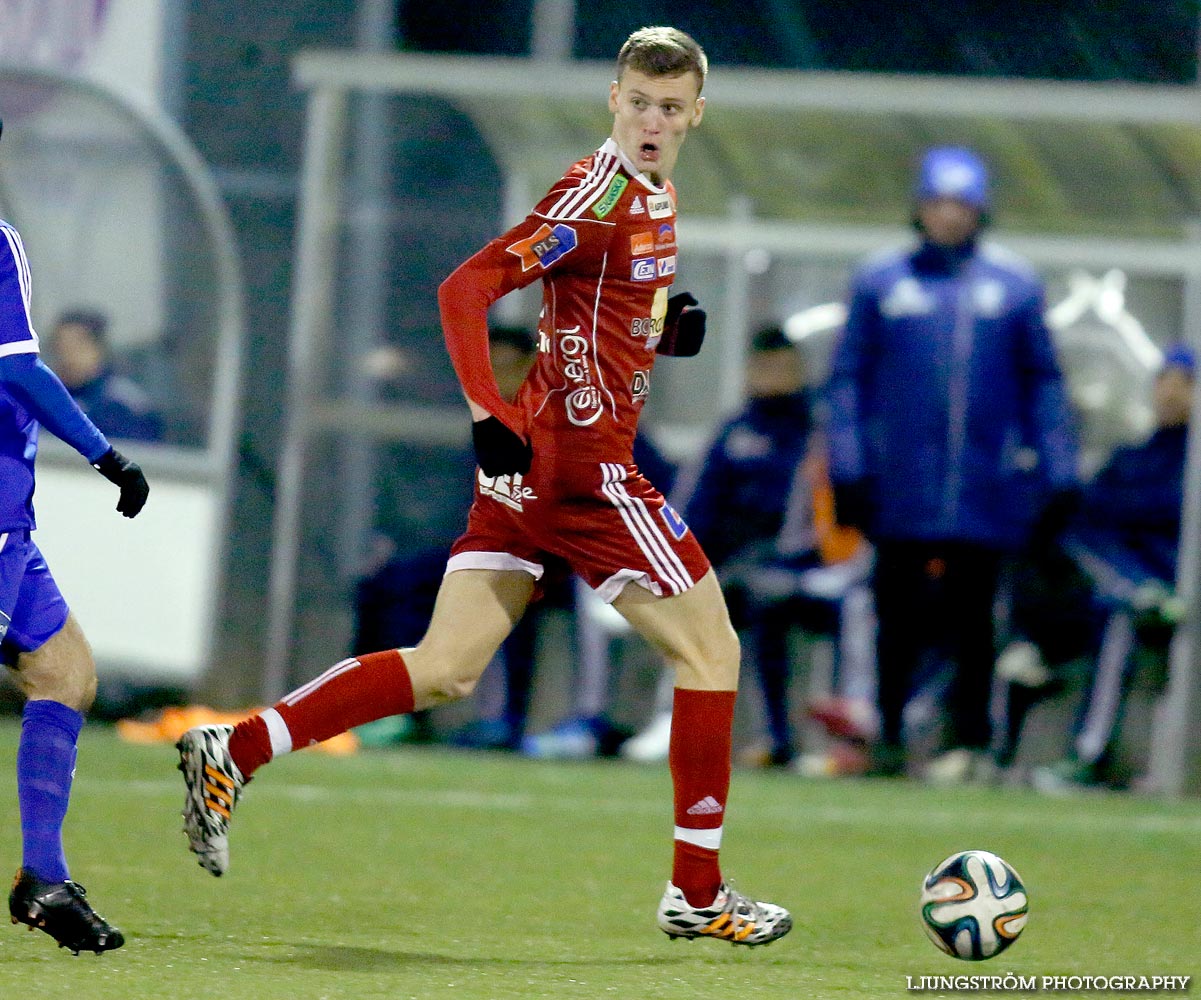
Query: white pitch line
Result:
<box><xmin>46</xmin><ymin>777</ymin><xmax>1201</xmax><ymax>837</ymax></box>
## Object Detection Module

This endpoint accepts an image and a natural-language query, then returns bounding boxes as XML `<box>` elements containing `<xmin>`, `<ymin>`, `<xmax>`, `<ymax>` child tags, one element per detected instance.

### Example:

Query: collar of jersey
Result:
<box><xmin>598</xmin><ymin>138</ymin><xmax>668</xmax><ymax>194</ymax></box>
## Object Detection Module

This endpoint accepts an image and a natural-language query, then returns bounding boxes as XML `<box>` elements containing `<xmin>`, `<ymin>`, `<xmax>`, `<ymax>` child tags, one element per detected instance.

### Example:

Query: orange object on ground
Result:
<box><xmin>115</xmin><ymin>705</ymin><xmax>358</xmax><ymax>755</ymax></box>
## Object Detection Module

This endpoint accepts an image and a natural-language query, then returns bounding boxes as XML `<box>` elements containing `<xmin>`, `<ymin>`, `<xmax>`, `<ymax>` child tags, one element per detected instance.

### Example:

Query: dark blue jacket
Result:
<box><xmin>1069</xmin><ymin>423</ymin><xmax>1187</xmax><ymax>598</ymax></box>
<box><xmin>826</xmin><ymin>240</ymin><xmax>1078</xmax><ymax>548</ymax></box>
<box><xmin>69</xmin><ymin>367</ymin><xmax>163</xmax><ymax>443</ymax></box>
<box><xmin>677</xmin><ymin>392</ymin><xmax>812</xmax><ymax>568</ymax></box>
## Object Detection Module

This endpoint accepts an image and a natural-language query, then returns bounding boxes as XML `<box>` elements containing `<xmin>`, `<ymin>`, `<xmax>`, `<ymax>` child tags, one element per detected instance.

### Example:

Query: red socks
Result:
<box><xmin>669</xmin><ymin>687</ymin><xmax>736</xmax><ymax>907</ymax></box>
<box><xmin>226</xmin><ymin>655</ymin><xmax>735</xmax><ymax>911</ymax></box>
<box><xmin>228</xmin><ymin>649</ymin><xmax>414</xmax><ymax>778</ymax></box>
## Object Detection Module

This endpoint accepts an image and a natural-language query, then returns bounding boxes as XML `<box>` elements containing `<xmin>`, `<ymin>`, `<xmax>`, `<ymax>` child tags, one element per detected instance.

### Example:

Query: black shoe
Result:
<box><xmin>9</xmin><ymin>868</ymin><xmax>125</xmax><ymax>954</ymax></box>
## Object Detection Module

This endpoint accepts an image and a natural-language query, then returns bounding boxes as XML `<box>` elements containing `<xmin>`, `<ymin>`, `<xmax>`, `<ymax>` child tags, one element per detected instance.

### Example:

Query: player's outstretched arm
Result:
<box><xmin>0</xmin><ymin>353</ymin><xmax>149</xmax><ymax>517</ymax></box>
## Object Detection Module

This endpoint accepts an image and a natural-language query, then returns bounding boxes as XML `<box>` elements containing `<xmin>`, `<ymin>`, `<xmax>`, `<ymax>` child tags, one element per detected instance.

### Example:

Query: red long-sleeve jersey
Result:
<box><xmin>439</xmin><ymin>138</ymin><xmax>679</xmax><ymax>466</ymax></box>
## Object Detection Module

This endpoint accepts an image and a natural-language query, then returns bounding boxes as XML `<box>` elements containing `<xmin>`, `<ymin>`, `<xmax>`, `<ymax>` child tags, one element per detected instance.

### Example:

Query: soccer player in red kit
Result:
<box><xmin>176</xmin><ymin>26</ymin><xmax>791</xmax><ymax>947</ymax></box>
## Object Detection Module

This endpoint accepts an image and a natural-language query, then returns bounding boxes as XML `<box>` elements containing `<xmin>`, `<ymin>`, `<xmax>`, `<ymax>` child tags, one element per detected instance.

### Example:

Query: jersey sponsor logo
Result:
<box><xmin>630</xmin><ymin>232</ymin><xmax>655</xmax><ymax>256</ymax></box>
<box><xmin>566</xmin><ymin>385</ymin><xmax>604</xmax><ymax>426</ymax></box>
<box><xmin>559</xmin><ymin>327</ymin><xmax>605</xmax><ymax>427</ymax></box>
<box><xmin>645</xmin><ymin>286</ymin><xmax>668</xmax><ymax>351</ymax></box>
<box><xmin>478</xmin><ymin>470</ymin><xmax>538</xmax><ymax>512</ymax></box>
<box><xmin>631</xmin><ymin>369</ymin><xmax>650</xmax><ymax>402</ymax></box>
<box><xmin>656</xmin><ymin>255</ymin><xmax>676</xmax><ymax>278</ymax></box>
<box><xmin>631</xmin><ymin>257</ymin><xmax>657</xmax><ymax>282</ymax></box>
<box><xmin>506</xmin><ymin>223</ymin><xmax>578</xmax><ymax>272</ymax></box>
<box><xmin>655</xmin><ymin>223</ymin><xmax>675</xmax><ymax>248</ymax></box>
<box><xmin>630</xmin><ymin>316</ymin><xmax>663</xmax><ymax>340</ymax></box>
<box><xmin>647</xmin><ymin>193</ymin><xmax>673</xmax><ymax>219</ymax></box>
<box><xmin>629</xmin><ymin>196</ymin><xmax>645</xmax><ymax>216</ymax></box>
<box><xmin>591</xmin><ymin>174</ymin><xmax>629</xmax><ymax>219</ymax></box>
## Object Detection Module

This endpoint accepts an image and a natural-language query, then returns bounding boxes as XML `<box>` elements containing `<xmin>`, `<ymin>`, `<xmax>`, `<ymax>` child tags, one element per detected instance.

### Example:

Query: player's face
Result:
<box><xmin>608</xmin><ymin>69</ymin><xmax>704</xmax><ymax>184</ymax></box>
<box><xmin>917</xmin><ymin>197</ymin><xmax>982</xmax><ymax>248</ymax></box>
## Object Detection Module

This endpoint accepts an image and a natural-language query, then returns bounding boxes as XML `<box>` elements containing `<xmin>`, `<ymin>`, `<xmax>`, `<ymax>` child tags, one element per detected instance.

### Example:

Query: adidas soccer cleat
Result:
<box><xmin>177</xmin><ymin>724</ymin><xmax>245</xmax><ymax>877</ymax></box>
<box><xmin>9</xmin><ymin>869</ymin><xmax>125</xmax><ymax>955</ymax></box>
<box><xmin>657</xmin><ymin>880</ymin><xmax>792</xmax><ymax>946</ymax></box>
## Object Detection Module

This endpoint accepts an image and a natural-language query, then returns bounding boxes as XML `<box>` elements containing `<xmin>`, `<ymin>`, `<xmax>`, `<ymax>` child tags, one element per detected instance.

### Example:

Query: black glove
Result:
<box><xmin>1030</xmin><ymin>485</ymin><xmax>1083</xmax><ymax>549</ymax></box>
<box><xmin>472</xmin><ymin>416</ymin><xmax>532</xmax><ymax>478</ymax></box>
<box><xmin>832</xmin><ymin>478</ymin><xmax>874</xmax><ymax>533</ymax></box>
<box><xmin>656</xmin><ymin>292</ymin><xmax>707</xmax><ymax>357</ymax></box>
<box><xmin>92</xmin><ymin>447</ymin><xmax>149</xmax><ymax>518</ymax></box>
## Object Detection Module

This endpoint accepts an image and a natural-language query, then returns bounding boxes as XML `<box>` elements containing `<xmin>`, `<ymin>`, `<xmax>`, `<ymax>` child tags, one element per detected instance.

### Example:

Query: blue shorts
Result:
<box><xmin>0</xmin><ymin>530</ymin><xmax>69</xmax><ymax>664</ymax></box>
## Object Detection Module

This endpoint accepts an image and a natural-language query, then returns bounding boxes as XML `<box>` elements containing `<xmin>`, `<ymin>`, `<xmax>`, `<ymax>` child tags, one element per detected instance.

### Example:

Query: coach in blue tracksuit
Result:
<box><xmin>825</xmin><ymin>146</ymin><xmax>1079</xmax><ymax>780</ymax></box>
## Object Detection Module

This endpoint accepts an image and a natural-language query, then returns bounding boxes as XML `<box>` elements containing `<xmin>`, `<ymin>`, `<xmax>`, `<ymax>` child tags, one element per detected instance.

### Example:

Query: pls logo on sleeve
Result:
<box><xmin>507</xmin><ymin>223</ymin><xmax>578</xmax><ymax>272</ymax></box>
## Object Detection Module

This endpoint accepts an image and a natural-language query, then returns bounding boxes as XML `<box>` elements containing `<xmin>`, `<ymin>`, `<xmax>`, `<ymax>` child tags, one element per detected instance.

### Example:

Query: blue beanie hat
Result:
<box><xmin>915</xmin><ymin>146</ymin><xmax>990</xmax><ymax>211</ymax></box>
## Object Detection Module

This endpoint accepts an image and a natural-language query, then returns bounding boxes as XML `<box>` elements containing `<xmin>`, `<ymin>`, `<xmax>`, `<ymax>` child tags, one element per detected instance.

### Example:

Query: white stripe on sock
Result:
<box><xmin>283</xmin><ymin>657</ymin><xmax>358</xmax><ymax>706</ymax></box>
<box><xmin>261</xmin><ymin>707</ymin><xmax>293</xmax><ymax>757</ymax></box>
<box><xmin>674</xmin><ymin>824</ymin><xmax>723</xmax><ymax>850</ymax></box>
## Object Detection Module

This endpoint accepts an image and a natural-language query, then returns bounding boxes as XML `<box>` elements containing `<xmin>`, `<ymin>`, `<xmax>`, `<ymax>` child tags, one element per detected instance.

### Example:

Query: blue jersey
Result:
<box><xmin>0</xmin><ymin>221</ymin><xmax>43</xmax><ymax>530</ymax></box>
<box><xmin>0</xmin><ymin>220</ymin><xmax>110</xmax><ymax>531</ymax></box>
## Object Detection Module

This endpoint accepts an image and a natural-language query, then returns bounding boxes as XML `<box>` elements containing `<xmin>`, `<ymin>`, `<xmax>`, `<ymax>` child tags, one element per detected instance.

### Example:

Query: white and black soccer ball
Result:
<box><xmin>920</xmin><ymin>850</ymin><xmax>1028</xmax><ymax>960</ymax></box>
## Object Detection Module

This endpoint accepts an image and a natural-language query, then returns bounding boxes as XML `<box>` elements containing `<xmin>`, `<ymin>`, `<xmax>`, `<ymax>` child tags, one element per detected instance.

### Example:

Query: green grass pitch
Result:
<box><xmin>1</xmin><ymin>723</ymin><xmax>1199</xmax><ymax>999</ymax></box>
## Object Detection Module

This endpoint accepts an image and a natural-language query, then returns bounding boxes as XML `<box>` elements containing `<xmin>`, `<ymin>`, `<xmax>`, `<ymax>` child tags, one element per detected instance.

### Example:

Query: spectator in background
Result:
<box><xmin>1027</xmin><ymin>343</ymin><xmax>1194</xmax><ymax>791</ymax></box>
<box><xmin>673</xmin><ymin>326</ymin><xmax>818</xmax><ymax>766</ymax></box>
<box><xmin>826</xmin><ymin>145</ymin><xmax>1079</xmax><ymax>782</ymax></box>
<box><xmin>679</xmin><ymin>326</ymin><xmax>811</xmax><ymax>572</ymax></box>
<box><xmin>47</xmin><ymin>309</ymin><xmax>163</xmax><ymax>443</ymax></box>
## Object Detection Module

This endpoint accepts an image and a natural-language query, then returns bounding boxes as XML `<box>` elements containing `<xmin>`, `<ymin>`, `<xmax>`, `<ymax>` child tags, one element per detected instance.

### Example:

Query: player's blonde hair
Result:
<box><xmin>616</xmin><ymin>27</ymin><xmax>708</xmax><ymax>93</ymax></box>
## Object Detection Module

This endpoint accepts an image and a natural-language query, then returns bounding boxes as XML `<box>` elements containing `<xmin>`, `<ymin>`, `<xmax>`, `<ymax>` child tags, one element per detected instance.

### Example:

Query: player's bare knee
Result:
<box><xmin>13</xmin><ymin>653</ymin><xmax>95</xmax><ymax>710</ymax></box>
<box><xmin>406</xmin><ymin>643</ymin><xmax>489</xmax><ymax>707</ymax></box>
<box><xmin>672</xmin><ymin>622</ymin><xmax>740</xmax><ymax>689</ymax></box>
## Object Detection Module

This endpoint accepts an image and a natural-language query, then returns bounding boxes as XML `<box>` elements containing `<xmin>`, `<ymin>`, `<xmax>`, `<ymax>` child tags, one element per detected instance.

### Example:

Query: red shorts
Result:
<box><xmin>448</xmin><ymin>459</ymin><xmax>710</xmax><ymax>602</ymax></box>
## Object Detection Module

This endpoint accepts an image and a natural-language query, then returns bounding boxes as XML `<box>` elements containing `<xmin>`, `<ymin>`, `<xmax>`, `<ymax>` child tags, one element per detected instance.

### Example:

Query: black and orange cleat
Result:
<box><xmin>9</xmin><ymin>868</ymin><xmax>125</xmax><ymax>955</ymax></box>
<box><xmin>176</xmin><ymin>724</ymin><xmax>245</xmax><ymax>876</ymax></box>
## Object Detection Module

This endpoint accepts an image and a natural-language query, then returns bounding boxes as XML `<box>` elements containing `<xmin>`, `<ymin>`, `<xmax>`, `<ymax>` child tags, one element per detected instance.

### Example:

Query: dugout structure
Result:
<box><xmin>279</xmin><ymin>51</ymin><xmax>1201</xmax><ymax>793</ymax></box>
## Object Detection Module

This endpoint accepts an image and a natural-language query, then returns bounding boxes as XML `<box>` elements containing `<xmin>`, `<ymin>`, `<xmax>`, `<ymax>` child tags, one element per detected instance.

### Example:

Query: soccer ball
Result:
<box><xmin>919</xmin><ymin>850</ymin><xmax>1028</xmax><ymax>960</ymax></box>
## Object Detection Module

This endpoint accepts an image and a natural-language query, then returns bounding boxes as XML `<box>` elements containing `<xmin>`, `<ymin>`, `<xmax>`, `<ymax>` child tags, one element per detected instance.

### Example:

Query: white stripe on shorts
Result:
<box><xmin>600</xmin><ymin>463</ymin><xmax>693</xmax><ymax>595</ymax></box>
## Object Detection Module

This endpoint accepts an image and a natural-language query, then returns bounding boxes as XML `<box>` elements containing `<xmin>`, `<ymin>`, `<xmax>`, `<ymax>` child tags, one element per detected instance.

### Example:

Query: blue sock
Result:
<box><xmin>17</xmin><ymin>700</ymin><xmax>84</xmax><ymax>883</ymax></box>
